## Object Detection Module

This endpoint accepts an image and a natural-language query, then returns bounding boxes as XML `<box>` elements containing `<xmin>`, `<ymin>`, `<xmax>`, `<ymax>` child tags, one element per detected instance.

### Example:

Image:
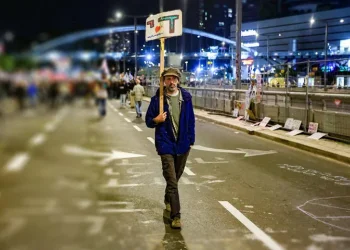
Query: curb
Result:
<box><xmin>195</xmin><ymin>113</ymin><xmax>350</xmax><ymax>165</ymax></box>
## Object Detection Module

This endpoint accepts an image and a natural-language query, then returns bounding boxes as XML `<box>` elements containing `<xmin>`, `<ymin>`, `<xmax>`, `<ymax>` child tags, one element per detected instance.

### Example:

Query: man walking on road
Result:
<box><xmin>131</xmin><ymin>77</ymin><xmax>145</xmax><ymax>118</ymax></box>
<box><xmin>145</xmin><ymin>68</ymin><xmax>195</xmax><ymax>229</ymax></box>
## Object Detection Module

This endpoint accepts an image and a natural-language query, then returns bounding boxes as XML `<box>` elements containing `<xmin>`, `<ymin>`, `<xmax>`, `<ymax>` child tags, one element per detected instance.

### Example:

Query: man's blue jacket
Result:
<box><xmin>145</xmin><ymin>87</ymin><xmax>195</xmax><ymax>155</ymax></box>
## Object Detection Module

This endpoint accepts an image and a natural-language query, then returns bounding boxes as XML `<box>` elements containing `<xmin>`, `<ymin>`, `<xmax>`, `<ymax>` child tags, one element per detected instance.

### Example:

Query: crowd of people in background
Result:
<box><xmin>0</xmin><ymin>69</ymin><xmax>148</xmax><ymax>116</ymax></box>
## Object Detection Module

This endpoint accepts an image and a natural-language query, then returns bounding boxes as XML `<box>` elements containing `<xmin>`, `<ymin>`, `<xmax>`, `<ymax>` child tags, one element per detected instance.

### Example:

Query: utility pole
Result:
<box><xmin>235</xmin><ymin>0</ymin><xmax>242</xmax><ymax>89</ymax></box>
<box><xmin>134</xmin><ymin>17</ymin><xmax>137</xmax><ymax>78</ymax></box>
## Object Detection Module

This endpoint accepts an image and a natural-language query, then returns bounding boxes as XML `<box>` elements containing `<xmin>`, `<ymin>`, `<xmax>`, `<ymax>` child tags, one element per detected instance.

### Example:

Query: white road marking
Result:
<box><xmin>119</xmin><ymin>113</ymin><xmax>124</xmax><ymax>116</ymax></box>
<box><xmin>153</xmin><ymin>177</ymin><xmax>164</xmax><ymax>185</ymax></box>
<box><xmin>133</xmin><ymin>125</ymin><xmax>142</xmax><ymax>132</ymax></box>
<box><xmin>181</xmin><ymin>177</ymin><xmax>195</xmax><ymax>185</ymax></box>
<box><xmin>124</xmin><ymin>118</ymin><xmax>131</xmax><ymax>123</ymax></box>
<box><xmin>0</xmin><ymin>217</ymin><xmax>26</xmax><ymax>239</ymax></box>
<box><xmin>29</xmin><ymin>133</ymin><xmax>46</xmax><ymax>147</ymax></box>
<box><xmin>219</xmin><ymin>201</ymin><xmax>284</xmax><ymax>250</ymax></box>
<box><xmin>44</xmin><ymin>122</ymin><xmax>56</xmax><ymax>132</ymax></box>
<box><xmin>104</xmin><ymin>168</ymin><xmax>120</xmax><ymax>176</ymax></box>
<box><xmin>147</xmin><ymin>137</ymin><xmax>155</xmax><ymax>144</ymax></box>
<box><xmin>102</xmin><ymin>178</ymin><xmax>144</xmax><ymax>188</ymax></box>
<box><xmin>192</xmin><ymin>145</ymin><xmax>277</xmax><ymax>157</ymax></box>
<box><xmin>63</xmin><ymin>216</ymin><xmax>105</xmax><ymax>235</ymax></box>
<box><xmin>184</xmin><ymin>166</ymin><xmax>196</xmax><ymax>176</ymax></box>
<box><xmin>98</xmin><ymin>209</ymin><xmax>148</xmax><ymax>213</ymax></box>
<box><xmin>75</xmin><ymin>200</ymin><xmax>92</xmax><ymax>210</ymax></box>
<box><xmin>63</xmin><ymin>145</ymin><xmax>145</xmax><ymax>166</ymax></box>
<box><xmin>5</xmin><ymin>153</ymin><xmax>30</xmax><ymax>173</ymax></box>
<box><xmin>194</xmin><ymin>158</ymin><xmax>229</xmax><ymax>164</ymax></box>
<box><xmin>98</xmin><ymin>201</ymin><xmax>131</xmax><ymax>206</ymax></box>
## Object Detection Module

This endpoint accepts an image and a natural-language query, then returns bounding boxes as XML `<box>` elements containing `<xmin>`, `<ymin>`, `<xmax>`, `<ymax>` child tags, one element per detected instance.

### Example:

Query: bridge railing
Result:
<box><xmin>145</xmin><ymin>86</ymin><xmax>350</xmax><ymax>139</ymax></box>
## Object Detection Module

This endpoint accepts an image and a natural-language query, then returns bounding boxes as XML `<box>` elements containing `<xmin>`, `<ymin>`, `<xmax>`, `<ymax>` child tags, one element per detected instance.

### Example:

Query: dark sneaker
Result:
<box><xmin>171</xmin><ymin>217</ymin><xmax>181</xmax><ymax>229</ymax></box>
<box><xmin>165</xmin><ymin>203</ymin><xmax>171</xmax><ymax>212</ymax></box>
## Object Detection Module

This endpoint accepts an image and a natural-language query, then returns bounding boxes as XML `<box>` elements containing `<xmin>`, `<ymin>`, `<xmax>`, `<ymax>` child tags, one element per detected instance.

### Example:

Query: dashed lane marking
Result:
<box><xmin>4</xmin><ymin>153</ymin><xmax>30</xmax><ymax>173</ymax></box>
<box><xmin>133</xmin><ymin>125</ymin><xmax>142</xmax><ymax>132</ymax></box>
<box><xmin>184</xmin><ymin>166</ymin><xmax>196</xmax><ymax>176</ymax></box>
<box><xmin>147</xmin><ymin>137</ymin><xmax>155</xmax><ymax>144</ymax></box>
<box><xmin>29</xmin><ymin>133</ymin><xmax>46</xmax><ymax>147</ymax></box>
<box><xmin>124</xmin><ymin>118</ymin><xmax>131</xmax><ymax>123</ymax></box>
<box><xmin>219</xmin><ymin>201</ymin><xmax>284</xmax><ymax>250</ymax></box>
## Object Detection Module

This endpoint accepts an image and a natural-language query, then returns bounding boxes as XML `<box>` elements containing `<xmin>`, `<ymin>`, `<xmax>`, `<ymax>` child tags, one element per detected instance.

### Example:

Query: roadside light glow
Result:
<box><xmin>197</xmin><ymin>67</ymin><xmax>202</xmax><ymax>72</ymax></box>
<box><xmin>115</xmin><ymin>12</ymin><xmax>122</xmax><ymax>19</ymax></box>
<box><xmin>310</xmin><ymin>18</ymin><xmax>315</xmax><ymax>24</ymax></box>
<box><xmin>180</xmin><ymin>54</ymin><xmax>183</xmax><ymax>59</ymax></box>
<box><xmin>146</xmin><ymin>54</ymin><xmax>152</xmax><ymax>60</ymax></box>
<box><xmin>222</xmin><ymin>42</ymin><xmax>225</xmax><ymax>46</ymax></box>
<box><xmin>279</xmin><ymin>33</ymin><xmax>282</xmax><ymax>37</ymax></box>
<box><xmin>197</xmin><ymin>35</ymin><xmax>200</xmax><ymax>38</ymax></box>
<box><xmin>340</xmin><ymin>19</ymin><xmax>344</xmax><ymax>23</ymax></box>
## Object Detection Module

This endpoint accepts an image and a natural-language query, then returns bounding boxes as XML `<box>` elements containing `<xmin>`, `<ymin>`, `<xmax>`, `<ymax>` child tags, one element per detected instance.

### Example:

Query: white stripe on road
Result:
<box><xmin>99</xmin><ymin>209</ymin><xmax>148</xmax><ymax>213</ymax></box>
<box><xmin>184</xmin><ymin>166</ymin><xmax>196</xmax><ymax>176</ymax></box>
<box><xmin>124</xmin><ymin>118</ymin><xmax>131</xmax><ymax>123</ymax></box>
<box><xmin>5</xmin><ymin>153</ymin><xmax>30</xmax><ymax>172</ymax></box>
<box><xmin>219</xmin><ymin>201</ymin><xmax>284</xmax><ymax>250</ymax></box>
<box><xmin>44</xmin><ymin>122</ymin><xmax>57</xmax><ymax>132</ymax></box>
<box><xmin>147</xmin><ymin>137</ymin><xmax>155</xmax><ymax>144</ymax></box>
<box><xmin>29</xmin><ymin>133</ymin><xmax>46</xmax><ymax>147</ymax></box>
<box><xmin>133</xmin><ymin>125</ymin><xmax>142</xmax><ymax>132</ymax></box>
<box><xmin>119</xmin><ymin>113</ymin><xmax>124</xmax><ymax>117</ymax></box>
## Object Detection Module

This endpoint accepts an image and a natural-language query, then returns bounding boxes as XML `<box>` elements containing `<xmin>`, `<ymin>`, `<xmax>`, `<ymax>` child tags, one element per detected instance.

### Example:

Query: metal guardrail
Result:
<box><xmin>145</xmin><ymin>86</ymin><xmax>350</xmax><ymax>138</ymax></box>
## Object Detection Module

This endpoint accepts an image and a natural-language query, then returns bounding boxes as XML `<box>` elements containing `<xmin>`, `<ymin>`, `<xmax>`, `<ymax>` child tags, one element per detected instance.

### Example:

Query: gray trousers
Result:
<box><xmin>160</xmin><ymin>149</ymin><xmax>190</xmax><ymax>219</ymax></box>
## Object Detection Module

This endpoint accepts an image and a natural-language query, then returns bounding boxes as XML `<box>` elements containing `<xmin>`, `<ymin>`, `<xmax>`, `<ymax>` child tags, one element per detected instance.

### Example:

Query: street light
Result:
<box><xmin>185</xmin><ymin>61</ymin><xmax>188</xmax><ymax>71</ymax></box>
<box><xmin>310</xmin><ymin>17</ymin><xmax>345</xmax><ymax>89</ymax></box>
<box><xmin>110</xmin><ymin>11</ymin><xmax>149</xmax><ymax>77</ymax></box>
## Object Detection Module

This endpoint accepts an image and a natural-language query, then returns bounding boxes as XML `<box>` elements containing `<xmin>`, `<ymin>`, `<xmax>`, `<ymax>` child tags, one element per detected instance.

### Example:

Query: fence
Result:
<box><xmin>145</xmin><ymin>85</ymin><xmax>350</xmax><ymax>139</ymax></box>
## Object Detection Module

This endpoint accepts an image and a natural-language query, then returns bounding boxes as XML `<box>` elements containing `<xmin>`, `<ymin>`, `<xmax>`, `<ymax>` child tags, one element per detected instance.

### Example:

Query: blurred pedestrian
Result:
<box><xmin>131</xmin><ymin>77</ymin><xmax>145</xmax><ymax>118</ymax></box>
<box><xmin>96</xmin><ymin>73</ymin><xmax>108</xmax><ymax>116</ymax></box>
<box><xmin>27</xmin><ymin>81</ymin><xmax>38</xmax><ymax>108</ymax></box>
<box><xmin>145</xmin><ymin>68</ymin><xmax>195</xmax><ymax>229</ymax></box>
<box><xmin>118</xmin><ymin>80</ymin><xmax>127</xmax><ymax>108</ymax></box>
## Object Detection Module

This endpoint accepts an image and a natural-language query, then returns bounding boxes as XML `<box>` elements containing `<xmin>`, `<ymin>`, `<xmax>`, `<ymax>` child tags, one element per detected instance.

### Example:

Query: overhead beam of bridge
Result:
<box><xmin>33</xmin><ymin>25</ymin><xmax>252</xmax><ymax>53</ymax></box>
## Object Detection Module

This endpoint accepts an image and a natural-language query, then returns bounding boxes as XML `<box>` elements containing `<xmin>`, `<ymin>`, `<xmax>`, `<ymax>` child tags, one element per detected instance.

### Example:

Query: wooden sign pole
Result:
<box><xmin>159</xmin><ymin>37</ymin><xmax>165</xmax><ymax>114</ymax></box>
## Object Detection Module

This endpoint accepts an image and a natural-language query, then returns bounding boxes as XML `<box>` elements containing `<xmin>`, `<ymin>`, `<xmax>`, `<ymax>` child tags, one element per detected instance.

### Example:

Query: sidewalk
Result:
<box><xmin>143</xmin><ymin>97</ymin><xmax>350</xmax><ymax>165</ymax></box>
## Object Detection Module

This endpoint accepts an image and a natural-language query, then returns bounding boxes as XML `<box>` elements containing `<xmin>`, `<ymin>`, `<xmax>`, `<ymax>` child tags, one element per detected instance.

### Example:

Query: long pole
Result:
<box><xmin>159</xmin><ymin>38</ymin><xmax>165</xmax><ymax>114</ymax></box>
<box><xmin>159</xmin><ymin>0</ymin><xmax>164</xmax><ymax>114</ymax></box>
<box><xmin>266</xmin><ymin>36</ymin><xmax>269</xmax><ymax>63</ymax></box>
<box><xmin>134</xmin><ymin>17</ymin><xmax>138</xmax><ymax>78</ymax></box>
<box><xmin>305</xmin><ymin>60</ymin><xmax>310</xmax><ymax>132</ymax></box>
<box><xmin>324</xmin><ymin>22</ymin><xmax>328</xmax><ymax>90</ymax></box>
<box><xmin>235</xmin><ymin>0</ymin><xmax>242</xmax><ymax>89</ymax></box>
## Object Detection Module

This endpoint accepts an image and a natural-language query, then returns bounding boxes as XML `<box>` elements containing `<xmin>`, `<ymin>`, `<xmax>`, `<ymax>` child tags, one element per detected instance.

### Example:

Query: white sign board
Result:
<box><xmin>292</xmin><ymin>120</ymin><xmax>302</xmax><ymax>130</ymax></box>
<box><xmin>308</xmin><ymin>132</ymin><xmax>327</xmax><ymax>140</ymax></box>
<box><xmin>269</xmin><ymin>125</ymin><xmax>282</xmax><ymax>131</ymax></box>
<box><xmin>145</xmin><ymin>10</ymin><xmax>183</xmax><ymax>41</ymax></box>
<box><xmin>284</xmin><ymin>118</ymin><xmax>294</xmax><ymax>130</ymax></box>
<box><xmin>259</xmin><ymin>117</ymin><xmax>271</xmax><ymax>127</ymax></box>
<box><xmin>286</xmin><ymin>130</ymin><xmax>303</xmax><ymax>136</ymax></box>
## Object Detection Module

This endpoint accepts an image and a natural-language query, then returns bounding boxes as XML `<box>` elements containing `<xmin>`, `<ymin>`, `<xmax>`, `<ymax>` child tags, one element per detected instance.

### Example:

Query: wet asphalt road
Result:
<box><xmin>0</xmin><ymin>99</ymin><xmax>349</xmax><ymax>250</ymax></box>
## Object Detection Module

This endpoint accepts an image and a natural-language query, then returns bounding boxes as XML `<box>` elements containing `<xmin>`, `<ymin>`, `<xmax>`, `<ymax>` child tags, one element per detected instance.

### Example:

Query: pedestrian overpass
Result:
<box><xmin>32</xmin><ymin>25</ymin><xmax>253</xmax><ymax>54</ymax></box>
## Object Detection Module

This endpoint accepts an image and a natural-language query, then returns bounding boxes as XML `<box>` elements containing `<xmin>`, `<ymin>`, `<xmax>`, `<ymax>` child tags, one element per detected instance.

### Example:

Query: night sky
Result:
<box><xmin>0</xmin><ymin>0</ymin><xmax>189</xmax><ymax>43</ymax></box>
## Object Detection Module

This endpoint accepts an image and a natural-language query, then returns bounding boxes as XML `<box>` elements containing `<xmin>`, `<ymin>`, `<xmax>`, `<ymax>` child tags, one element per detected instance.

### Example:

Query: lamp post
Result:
<box><xmin>110</xmin><ymin>12</ymin><xmax>149</xmax><ymax>78</ymax></box>
<box><xmin>310</xmin><ymin>17</ymin><xmax>344</xmax><ymax>90</ymax></box>
<box><xmin>185</xmin><ymin>61</ymin><xmax>188</xmax><ymax>71</ymax></box>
